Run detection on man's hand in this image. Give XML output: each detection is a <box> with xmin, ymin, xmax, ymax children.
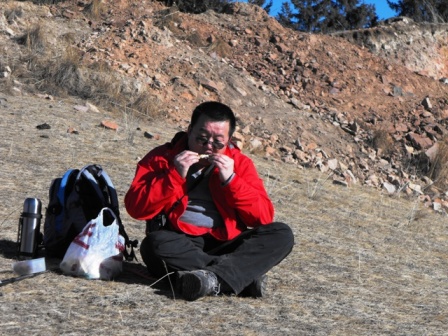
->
<box><xmin>174</xmin><ymin>150</ymin><xmax>200</xmax><ymax>179</ymax></box>
<box><xmin>209</xmin><ymin>154</ymin><xmax>234</xmax><ymax>183</ymax></box>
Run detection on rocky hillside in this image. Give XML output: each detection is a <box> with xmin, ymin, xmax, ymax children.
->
<box><xmin>1</xmin><ymin>0</ymin><xmax>448</xmax><ymax>211</ymax></box>
<box><xmin>334</xmin><ymin>16</ymin><xmax>448</xmax><ymax>80</ymax></box>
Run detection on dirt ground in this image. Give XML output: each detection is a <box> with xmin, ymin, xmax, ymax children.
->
<box><xmin>1</xmin><ymin>93</ymin><xmax>448</xmax><ymax>335</ymax></box>
<box><xmin>1</xmin><ymin>1</ymin><xmax>448</xmax><ymax>335</ymax></box>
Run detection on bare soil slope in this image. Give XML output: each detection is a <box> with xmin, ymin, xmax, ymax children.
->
<box><xmin>2</xmin><ymin>1</ymin><xmax>448</xmax><ymax>207</ymax></box>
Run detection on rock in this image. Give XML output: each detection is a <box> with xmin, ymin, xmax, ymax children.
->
<box><xmin>433</xmin><ymin>200</ymin><xmax>442</xmax><ymax>212</ymax></box>
<box><xmin>275</xmin><ymin>43</ymin><xmax>288</xmax><ymax>53</ymax></box>
<box><xmin>333</xmin><ymin>179</ymin><xmax>349</xmax><ymax>187</ymax></box>
<box><xmin>294</xmin><ymin>138</ymin><xmax>303</xmax><ymax>150</ymax></box>
<box><xmin>200</xmin><ymin>80</ymin><xmax>219</xmax><ymax>93</ymax></box>
<box><xmin>86</xmin><ymin>102</ymin><xmax>100</xmax><ymax>113</ymax></box>
<box><xmin>144</xmin><ymin>131</ymin><xmax>154</xmax><ymax>139</ymax></box>
<box><xmin>408</xmin><ymin>182</ymin><xmax>423</xmax><ymax>194</ymax></box>
<box><xmin>327</xmin><ymin>158</ymin><xmax>338</xmax><ymax>170</ymax></box>
<box><xmin>422</xmin><ymin>97</ymin><xmax>432</xmax><ymax>111</ymax></box>
<box><xmin>232</xmin><ymin>131</ymin><xmax>245</xmax><ymax>148</ymax></box>
<box><xmin>67</xmin><ymin>127</ymin><xmax>79</xmax><ymax>134</ymax></box>
<box><xmin>249</xmin><ymin>137</ymin><xmax>263</xmax><ymax>149</ymax></box>
<box><xmin>100</xmin><ymin>120</ymin><xmax>119</xmax><ymax>130</ymax></box>
<box><xmin>405</xmin><ymin>145</ymin><xmax>414</xmax><ymax>154</ymax></box>
<box><xmin>265</xmin><ymin>146</ymin><xmax>276</xmax><ymax>156</ymax></box>
<box><xmin>290</xmin><ymin>98</ymin><xmax>303</xmax><ymax>109</ymax></box>
<box><xmin>425</xmin><ymin>143</ymin><xmax>439</xmax><ymax>162</ymax></box>
<box><xmin>241</xmin><ymin>125</ymin><xmax>251</xmax><ymax>134</ymax></box>
<box><xmin>306</xmin><ymin>142</ymin><xmax>318</xmax><ymax>151</ymax></box>
<box><xmin>36</xmin><ymin>123</ymin><xmax>51</xmax><ymax>130</ymax></box>
<box><xmin>282</xmin><ymin>154</ymin><xmax>296</xmax><ymax>164</ymax></box>
<box><xmin>74</xmin><ymin>105</ymin><xmax>89</xmax><ymax>113</ymax></box>
<box><xmin>343</xmin><ymin>170</ymin><xmax>357</xmax><ymax>184</ymax></box>
<box><xmin>406</xmin><ymin>132</ymin><xmax>433</xmax><ymax>149</ymax></box>
<box><xmin>382</xmin><ymin>181</ymin><xmax>396</xmax><ymax>194</ymax></box>
<box><xmin>293</xmin><ymin>149</ymin><xmax>307</xmax><ymax>161</ymax></box>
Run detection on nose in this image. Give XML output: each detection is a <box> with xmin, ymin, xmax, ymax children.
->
<box><xmin>204</xmin><ymin>140</ymin><xmax>214</xmax><ymax>148</ymax></box>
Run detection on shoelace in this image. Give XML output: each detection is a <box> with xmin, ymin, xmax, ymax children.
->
<box><xmin>212</xmin><ymin>283</ymin><xmax>221</xmax><ymax>296</ymax></box>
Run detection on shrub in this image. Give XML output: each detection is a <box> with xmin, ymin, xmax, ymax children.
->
<box><xmin>372</xmin><ymin>128</ymin><xmax>394</xmax><ymax>157</ymax></box>
<box><xmin>16</xmin><ymin>25</ymin><xmax>46</xmax><ymax>54</ymax></box>
<box><xmin>428</xmin><ymin>137</ymin><xmax>448</xmax><ymax>189</ymax></box>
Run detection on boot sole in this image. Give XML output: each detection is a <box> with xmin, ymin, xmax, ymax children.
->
<box><xmin>182</xmin><ymin>273</ymin><xmax>205</xmax><ymax>301</ymax></box>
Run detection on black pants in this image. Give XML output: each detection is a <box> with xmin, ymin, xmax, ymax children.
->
<box><xmin>140</xmin><ymin>222</ymin><xmax>294</xmax><ymax>294</ymax></box>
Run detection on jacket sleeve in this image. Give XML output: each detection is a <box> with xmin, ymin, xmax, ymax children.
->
<box><xmin>220</xmin><ymin>154</ymin><xmax>274</xmax><ymax>227</ymax></box>
<box><xmin>124</xmin><ymin>146</ymin><xmax>185</xmax><ymax>220</ymax></box>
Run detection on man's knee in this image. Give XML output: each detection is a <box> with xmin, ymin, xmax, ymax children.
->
<box><xmin>260</xmin><ymin>222</ymin><xmax>294</xmax><ymax>249</ymax></box>
<box><xmin>139</xmin><ymin>231</ymin><xmax>171</xmax><ymax>260</ymax></box>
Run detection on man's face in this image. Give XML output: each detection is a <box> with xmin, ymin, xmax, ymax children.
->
<box><xmin>188</xmin><ymin>115</ymin><xmax>230</xmax><ymax>155</ymax></box>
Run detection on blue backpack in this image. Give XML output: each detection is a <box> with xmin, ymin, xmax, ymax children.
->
<box><xmin>43</xmin><ymin>164</ymin><xmax>138</xmax><ymax>260</ymax></box>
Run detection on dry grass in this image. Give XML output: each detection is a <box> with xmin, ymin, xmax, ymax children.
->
<box><xmin>428</xmin><ymin>137</ymin><xmax>448</xmax><ymax>189</ymax></box>
<box><xmin>206</xmin><ymin>37</ymin><xmax>233</xmax><ymax>58</ymax></box>
<box><xmin>128</xmin><ymin>91</ymin><xmax>164</xmax><ymax>120</ymax></box>
<box><xmin>36</xmin><ymin>50</ymin><xmax>163</xmax><ymax>119</ymax></box>
<box><xmin>15</xmin><ymin>24</ymin><xmax>46</xmax><ymax>53</ymax></box>
<box><xmin>2</xmin><ymin>94</ymin><xmax>447</xmax><ymax>335</ymax></box>
<box><xmin>4</xmin><ymin>6</ymin><xmax>24</xmax><ymax>24</ymax></box>
<box><xmin>0</xmin><ymin>14</ymin><xmax>162</xmax><ymax>123</ymax></box>
<box><xmin>82</xmin><ymin>0</ymin><xmax>105</xmax><ymax>20</ymax></box>
<box><xmin>156</xmin><ymin>7</ymin><xmax>183</xmax><ymax>33</ymax></box>
<box><xmin>371</xmin><ymin>128</ymin><xmax>394</xmax><ymax>157</ymax></box>
<box><xmin>38</xmin><ymin>46</ymin><xmax>87</xmax><ymax>97</ymax></box>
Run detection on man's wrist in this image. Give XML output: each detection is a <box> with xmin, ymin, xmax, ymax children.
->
<box><xmin>221</xmin><ymin>172</ymin><xmax>235</xmax><ymax>186</ymax></box>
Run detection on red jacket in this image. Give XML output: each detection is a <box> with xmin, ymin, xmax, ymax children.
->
<box><xmin>124</xmin><ymin>132</ymin><xmax>274</xmax><ymax>241</ymax></box>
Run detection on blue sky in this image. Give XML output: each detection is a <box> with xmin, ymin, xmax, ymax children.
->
<box><xmin>264</xmin><ymin>1</ymin><xmax>398</xmax><ymax>20</ymax></box>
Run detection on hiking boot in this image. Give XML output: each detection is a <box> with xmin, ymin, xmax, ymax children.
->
<box><xmin>240</xmin><ymin>274</ymin><xmax>268</xmax><ymax>298</ymax></box>
<box><xmin>175</xmin><ymin>271</ymin><xmax>186</xmax><ymax>295</ymax></box>
<box><xmin>181</xmin><ymin>270</ymin><xmax>220</xmax><ymax>301</ymax></box>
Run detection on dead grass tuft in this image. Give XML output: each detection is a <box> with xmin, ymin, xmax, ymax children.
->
<box><xmin>207</xmin><ymin>37</ymin><xmax>232</xmax><ymax>58</ymax></box>
<box><xmin>129</xmin><ymin>91</ymin><xmax>164</xmax><ymax>120</ymax></box>
<box><xmin>32</xmin><ymin>46</ymin><xmax>88</xmax><ymax>98</ymax></box>
<box><xmin>187</xmin><ymin>31</ymin><xmax>208</xmax><ymax>47</ymax></box>
<box><xmin>157</xmin><ymin>7</ymin><xmax>183</xmax><ymax>32</ymax></box>
<box><xmin>15</xmin><ymin>25</ymin><xmax>46</xmax><ymax>54</ymax></box>
<box><xmin>16</xmin><ymin>46</ymin><xmax>162</xmax><ymax>120</ymax></box>
<box><xmin>428</xmin><ymin>137</ymin><xmax>448</xmax><ymax>189</ymax></box>
<box><xmin>82</xmin><ymin>0</ymin><xmax>105</xmax><ymax>20</ymax></box>
<box><xmin>5</xmin><ymin>7</ymin><xmax>24</xmax><ymax>24</ymax></box>
<box><xmin>307</xmin><ymin>172</ymin><xmax>334</xmax><ymax>200</ymax></box>
<box><xmin>372</xmin><ymin>128</ymin><xmax>394</xmax><ymax>157</ymax></box>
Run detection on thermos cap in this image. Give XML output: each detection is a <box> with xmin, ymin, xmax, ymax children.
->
<box><xmin>12</xmin><ymin>257</ymin><xmax>46</xmax><ymax>276</ymax></box>
<box><xmin>23</xmin><ymin>198</ymin><xmax>42</xmax><ymax>213</ymax></box>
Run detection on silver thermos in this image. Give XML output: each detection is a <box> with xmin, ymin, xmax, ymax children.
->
<box><xmin>17</xmin><ymin>198</ymin><xmax>43</xmax><ymax>259</ymax></box>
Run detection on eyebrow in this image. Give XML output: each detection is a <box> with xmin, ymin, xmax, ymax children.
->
<box><xmin>196</xmin><ymin>128</ymin><xmax>225</xmax><ymax>139</ymax></box>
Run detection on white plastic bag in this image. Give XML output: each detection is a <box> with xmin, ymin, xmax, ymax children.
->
<box><xmin>60</xmin><ymin>208</ymin><xmax>125</xmax><ymax>280</ymax></box>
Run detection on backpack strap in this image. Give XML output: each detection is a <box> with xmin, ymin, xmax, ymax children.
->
<box><xmin>55</xmin><ymin>169</ymin><xmax>77</xmax><ymax>233</ymax></box>
<box><xmin>77</xmin><ymin>164</ymin><xmax>107</xmax><ymax>205</ymax></box>
<box><xmin>79</xmin><ymin>164</ymin><xmax>139</xmax><ymax>261</ymax></box>
<box><xmin>98</xmin><ymin>167</ymin><xmax>139</xmax><ymax>260</ymax></box>
<box><xmin>96</xmin><ymin>168</ymin><xmax>120</xmax><ymax>214</ymax></box>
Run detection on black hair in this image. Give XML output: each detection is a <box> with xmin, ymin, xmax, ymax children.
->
<box><xmin>190</xmin><ymin>101</ymin><xmax>236</xmax><ymax>137</ymax></box>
